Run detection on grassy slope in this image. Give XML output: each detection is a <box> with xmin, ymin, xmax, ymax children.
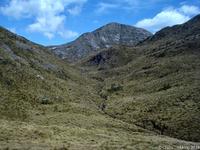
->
<box><xmin>102</xmin><ymin>45</ymin><xmax>200</xmax><ymax>142</ymax></box>
<box><xmin>81</xmin><ymin>15</ymin><xmax>200</xmax><ymax>142</ymax></box>
<box><xmin>0</xmin><ymin>27</ymin><xmax>102</xmax><ymax>121</ymax></box>
<box><xmin>1</xmin><ymin>28</ymin><xmax>198</xmax><ymax>149</ymax></box>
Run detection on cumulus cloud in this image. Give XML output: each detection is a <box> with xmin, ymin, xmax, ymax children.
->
<box><xmin>58</xmin><ymin>30</ymin><xmax>79</xmax><ymax>39</ymax></box>
<box><xmin>67</xmin><ymin>5</ymin><xmax>83</xmax><ymax>15</ymax></box>
<box><xmin>179</xmin><ymin>5</ymin><xmax>200</xmax><ymax>15</ymax></box>
<box><xmin>96</xmin><ymin>2</ymin><xmax>119</xmax><ymax>14</ymax></box>
<box><xmin>135</xmin><ymin>5</ymin><xmax>200</xmax><ymax>33</ymax></box>
<box><xmin>96</xmin><ymin>0</ymin><xmax>169</xmax><ymax>13</ymax></box>
<box><xmin>0</xmin><ymin>0</ymin><xmax>87</xmax><ymax>39</ymax></box>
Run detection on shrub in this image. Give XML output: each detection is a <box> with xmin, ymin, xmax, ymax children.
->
<box><xmin>38</xmin><ymin>96</ymin><xmax>53</xmax><ymax>105</ymax></box>
<box><xmin>107</xmin><ymin>83</ymin><xmax>123</xmax><ymax>93</ymax></box>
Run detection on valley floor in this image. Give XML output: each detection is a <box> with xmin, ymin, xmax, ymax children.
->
<box><xmin>0</xmin><ymin>102</ymin><xmax>200</xmax><ymax>150</ymax></box>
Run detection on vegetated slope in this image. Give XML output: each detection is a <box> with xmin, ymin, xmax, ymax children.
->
<box><xmin>80</xmin><ymin>15</ymin><xmax>200</xmax><ymax>142</ymax></box>
<box><xmin>1</xmin><ymin>27</ymin><xmax>197</xmax><ymax>149</ymax></box>
<box><xmin>0</xmin><ymin>26</ymin><xmax>102</xmax><ymax>121</ymax></box>
<box><xmin>49</xmin><ymin>23</ymin><xmax>152</xmax><ymax>62</ymax></box>
<box><xmin>79</xmin><ymin>45</ymin><xmax>138</xmax><ymax>71</ymax></box>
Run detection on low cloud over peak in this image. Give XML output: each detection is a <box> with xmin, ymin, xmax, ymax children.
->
<box><xmin>135</xmin><ymin>5</ymin><xmax>200</xmax><ymax>33</ymax></box>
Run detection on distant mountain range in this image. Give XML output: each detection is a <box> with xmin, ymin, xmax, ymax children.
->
<box><xmin>49</xmin><ymin>23</ymin><xmax>152</xmax><ymax>62</ymax></box>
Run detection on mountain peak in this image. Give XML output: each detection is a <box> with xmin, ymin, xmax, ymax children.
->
<box><xmin>50</xmin><ymin>23</ymin><xmax>152</xmax><ymax>62</ymax></box>
<box><xmin>97</xmin><ymin>22</ymin><xmax>145</xmax><ymax>32</ymax></box>
<box><xmin>105</xmin><ymin>22</ymin><xmax>122</xmax><ymax>25</ymax></box>
<box><xmin>103</xmin><ymin>22</ymin><xmax>127</xmax><ymax>27</ymax></box>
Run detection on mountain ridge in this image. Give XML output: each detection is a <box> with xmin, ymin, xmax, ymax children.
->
<box><xmin>49</xmin><ymin>22</ymin><xmax>152</xmax><ymax>62</ymax></box>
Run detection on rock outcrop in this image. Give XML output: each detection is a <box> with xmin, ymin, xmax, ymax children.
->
<box><xmin>49</xmin><ymin>23</ymin><xmax>152</xmax><ymax>62</ymax></box>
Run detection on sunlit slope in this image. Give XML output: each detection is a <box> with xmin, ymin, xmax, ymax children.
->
<box><xmin>0</xmin><ymin>26</ymin><xmax>103</xmax><ymax>121</ymax></box>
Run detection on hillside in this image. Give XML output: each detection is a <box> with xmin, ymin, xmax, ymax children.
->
<box><xmin>49</xmin><ymin>23</ymin><xmax>152</xmax><ymax>62</ymax></box>
<box><xmin>0</xmin><ymin>26</ymin><xmax>102</xmax><ymax>118</ymax></box>
<box><xmin>1</xmin><ymin>26</ymin><xmax>199</xmax><ymax>149</ymax></box>
<box><xmin>80</xmin><ymin>15</ymin><xmax>200</xmax><ymax>142</ymax></box>
<box><xmin>1</xmin><ymin>14</ymin><xmax>200</xmax><ymax>149</ymax></box>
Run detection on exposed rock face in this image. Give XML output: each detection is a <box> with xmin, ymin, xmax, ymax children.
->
<box><xmin>49</xmin><ymin>23</ymin><xmax>152</xmax><ymax>62</ymax></box>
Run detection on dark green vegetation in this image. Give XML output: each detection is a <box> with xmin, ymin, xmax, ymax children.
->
<box><xmin>0</xmin><ymin>15</ymin><xmax>200</xmax><ymax>149</ymax></box>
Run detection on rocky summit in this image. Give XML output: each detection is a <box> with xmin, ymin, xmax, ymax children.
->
<box><xmin>49</xmin><ymin>23</ymin><xmax>152</xmax><ymax>62</ymax></box>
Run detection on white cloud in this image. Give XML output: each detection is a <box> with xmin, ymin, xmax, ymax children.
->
<box><xmin>96</xmin><ymin>0</ymin><xmax>169</xmax><ymax>13</ymax></box>
<box><xmin>58</xmin><ymin>30</ymin><xmax>79</xmax><ymax>39</ymax></box>
<box><xmin>67</xmin><ymin>5</ymin><xmax>83</xmax><ymax>15</ymax></box>
<box><xmin>0</xmin><ymin>0</ymin><xmax>87</xmax><ymax>39</ymax></box>
<box><xmin>123</xmin><ymin>0</ymin><xmax>166</xmax><ymax>6</ymax></box>
<box><xmin>179</xmin><ymin>5</ymin><xmax>200</xmax><ymax>15</ymax></box>
<box><xmin>27</xmin><ymin>14</ymin><xmax>66</xmax><ymax>39</ymax></box>
<box><xmin>135</xmin><ymin>5</ymin><xmax>200</xmax><ymax>33</ymax></box>
<box><xmin>96</xmin><ymin>2</ymin><xmax>119</xmax><ymax>14</ymax></box>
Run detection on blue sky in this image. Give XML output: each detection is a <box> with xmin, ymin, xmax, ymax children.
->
<box><xmin>0</xmin><ymin>0</ymin><xmax>200</xmax><ymax>46</ymax></box>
